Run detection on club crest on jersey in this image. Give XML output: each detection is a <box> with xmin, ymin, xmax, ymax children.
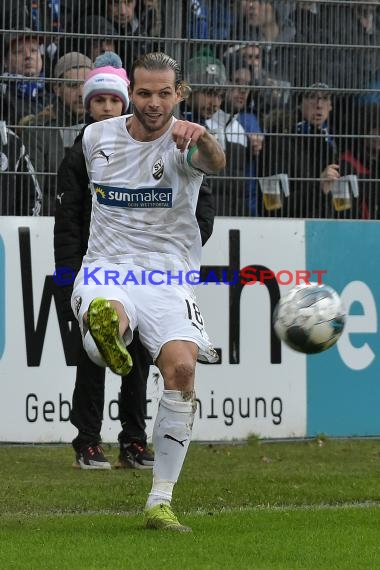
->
<box><xmin>94</xmin><ymin>183</ymin><xmax>172</xmax><ymax>208</ymax></box>
<box><xmin>152</xmin><ymin>158</ymin><xmax>164</xmax><ymax>180</ymax></box>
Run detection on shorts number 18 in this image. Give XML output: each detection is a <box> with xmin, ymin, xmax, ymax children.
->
<box><xmin>185</xmin><ymin>299</ymin><xmax>204</xmax><ymax>326</ymax></box>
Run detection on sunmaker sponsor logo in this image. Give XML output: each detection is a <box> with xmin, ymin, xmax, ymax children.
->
<box><xmin>95</xmin><ymin>183</ymin><xmax>172</xmax><ymax>208</ymax></box>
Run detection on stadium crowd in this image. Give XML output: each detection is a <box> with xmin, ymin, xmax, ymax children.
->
<box><xmin>1</xmin><ymin>0</ymin><xmax>380</xmax><ymax>218</ymax></box>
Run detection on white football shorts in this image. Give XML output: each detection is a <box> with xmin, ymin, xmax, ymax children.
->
<box><xmin>71</xmin><ymin>261</ymin><xmax>219</xmax><ymax>363</ymax></box>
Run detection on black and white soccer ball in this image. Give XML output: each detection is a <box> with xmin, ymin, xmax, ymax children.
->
<box><xmin>273</xmin><ymin>283</ymin><xmax>346</xmax><ymax>354</ymax></box>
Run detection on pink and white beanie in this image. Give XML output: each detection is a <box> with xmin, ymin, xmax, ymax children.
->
<box><xmin>83</xmin><ymin>52</ymin><xmax>130</xmax><ymax>113</ymax></box>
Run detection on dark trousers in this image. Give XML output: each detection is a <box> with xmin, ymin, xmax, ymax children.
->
<box><xmin>70</xmin><ymin>327</ymin><xmax>152</xmax><ymax>452</ymax></box>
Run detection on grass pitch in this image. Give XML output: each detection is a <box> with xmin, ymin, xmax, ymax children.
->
<box><xmin>1</xmin><ymin>438</ymin><xmax>380</xmax><ymax>569</ymax></box>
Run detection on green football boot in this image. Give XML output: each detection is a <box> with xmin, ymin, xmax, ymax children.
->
<box><xmin>87</xmin><ymin>297</ymin><xmax>133</xmax><ymax>376</ymax></box>
<box><xmin>144</xmin><ymin>503</ymin><xmax>192</xmax><ymax>533</ymax></box>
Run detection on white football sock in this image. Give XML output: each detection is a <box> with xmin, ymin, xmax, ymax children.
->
<box><xmin>145</xmin><ymin>389</ymin><xmax>196</xmax><ymax>510</ymax></box>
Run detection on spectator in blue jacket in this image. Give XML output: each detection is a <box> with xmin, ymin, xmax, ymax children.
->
<box><xmin>0</xmin><ymin>28</ymin><xmax>46</xmax><ymax>127</ymax></box>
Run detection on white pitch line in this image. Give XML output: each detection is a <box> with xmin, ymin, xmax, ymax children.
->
<box><xmin>3</xmin><ymin>501</ymin><xmax>380</xmax><ymax>521</ymax></box>
<box><xmin>194</xmin><ymin>501</ymin><xmax>380</xmax><ymax>515</ymax></box>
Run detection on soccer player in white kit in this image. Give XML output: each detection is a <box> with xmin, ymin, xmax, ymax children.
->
<box><xmin>71</xmin><ymin>52</ymin><xmax>225</xmax><ymax>532</ymax></box>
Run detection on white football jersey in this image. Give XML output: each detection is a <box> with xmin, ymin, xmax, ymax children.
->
<box><xmin>82</xmin><ymin>115</ymin><xmax>204</xmax><ymax>273</ymax></box>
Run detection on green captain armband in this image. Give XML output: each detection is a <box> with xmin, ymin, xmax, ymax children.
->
<box><xmin>187</xmin><ymin>144</ymin><xmax>198</xmax><ymax>167</ymax></box>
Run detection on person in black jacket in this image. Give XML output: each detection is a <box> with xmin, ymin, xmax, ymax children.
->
<box><xmin>261</xmin><ymin>83</ymin><xmax>339</xmax><ymax>218</ymax></box>
<box><xmin>340</xmin><ymin>102</ymin><xmax>380</xmax><ymax>219</ymax></box>
<box><xmin>54</xmin><ymin>53</ymin><xmax>215</xmax><ymax>470</ymax></box>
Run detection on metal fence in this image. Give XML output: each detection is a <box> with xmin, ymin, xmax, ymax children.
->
<box><xmin>1</xmin><ymin>0</ymin><xmax>380</xmax><ymax>218</ymax></box>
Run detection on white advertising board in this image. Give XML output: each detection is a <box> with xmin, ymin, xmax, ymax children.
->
<box><xmin>0</xmin><ymin>217</ymin><xmax>306</xmax><ymax>442</ymax></box>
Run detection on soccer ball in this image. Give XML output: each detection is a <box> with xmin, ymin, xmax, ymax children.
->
<box><xmin>273</xmin><ymin>283</ymin><xmax>346</xmax><ymax>354</ymax></box>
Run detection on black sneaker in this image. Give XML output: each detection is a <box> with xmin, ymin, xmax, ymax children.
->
<box><xmin>73</xmin><ymin>444</ymin><xmax>112</xmax><ymax>470</ymax></box>
<box><xmin>115</xmin><ymin>442</ymin><xmax>154</xmax><ymax>470</ymax></box>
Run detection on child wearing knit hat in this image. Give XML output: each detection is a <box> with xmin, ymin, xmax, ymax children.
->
<box><xmin>55</xmin><ymin>51</ymin><xmax>155</xmax><ymax>474</ymax></box>
<box><xmin>83</xmin><ymin>52</ymin><xmax>130</xmax><ymax>114</ymax></box>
